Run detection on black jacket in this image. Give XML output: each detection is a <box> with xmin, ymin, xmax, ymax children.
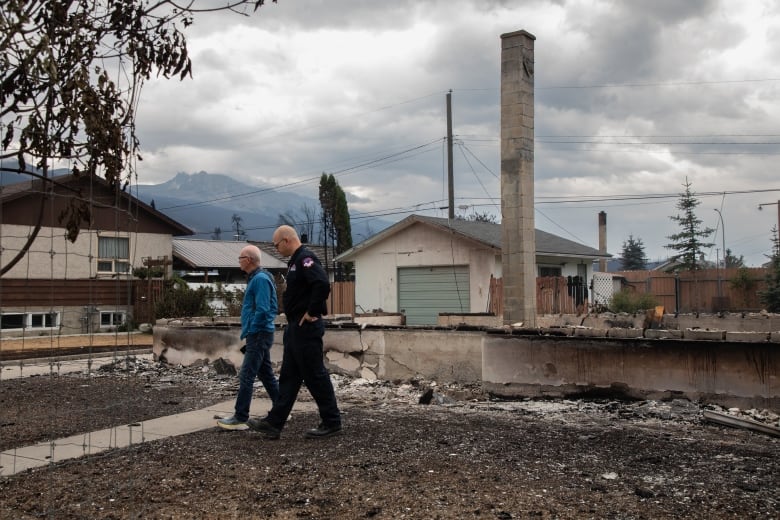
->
<box><xmin>283</xmin><ymin>246</ymin><xmax>330</xmax><ymax>322</ymax></box>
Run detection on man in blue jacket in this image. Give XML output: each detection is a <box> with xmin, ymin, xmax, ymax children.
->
<box><xmin>248</xmin><ymin>225</ymin><xmax>342</xmax><ymax>439</ymax></box>
<box><xmin>217</xmin><ymin>244</ymin><xmax>280</xmax><ymax>429</ymax></box>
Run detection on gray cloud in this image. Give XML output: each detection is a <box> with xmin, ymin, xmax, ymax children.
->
<box><xmin>132</xmin><ymin>0</ymin><xmax>780</xmax><ymax>266</ymax></box>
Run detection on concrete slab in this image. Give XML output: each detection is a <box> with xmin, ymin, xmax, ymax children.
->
<box><xmin>0</xmin><ymin>350</ymin><xmax>152</xmax><ymax>380</ymax></box>
<box><xmin>0</xmin><ymin>355</ymin><xmax>318</xmax><ymax>477</ymax></box>
<box><xmin>0</xmin><ymin>396</ymin><xmax>320</xmax><ymax>477</ymax></box>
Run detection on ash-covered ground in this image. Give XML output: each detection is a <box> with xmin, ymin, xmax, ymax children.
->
<box><xmin>1</xmin><ymin>356</ymin><xmax>778</xmax><ymax>519</ymax></box>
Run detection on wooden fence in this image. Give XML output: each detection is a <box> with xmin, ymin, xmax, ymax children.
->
<box><xmin>153</xmin><ymin>268</ymin><xmax>768</xmax><ymax>318</ymax></box>
<box><xmin>328</xmin><ymin>281</ymin><xmax>355</xmax><ymax>316</ymax></box>
<box><xmin>489</xmin><ymin>275</ymin><xmax>589</xmax><ymax>316</ymax></box>
<box><xmin>487</xmin><ymin>267</ymin><xmax>769</xmax><ymax>316</ymax></box>
<box><xmin>613</xmin><ymin>267</ymin><xmax>768</xmax><ymax>313</ymax></box>
<box><xmin>133</xmin><ymin>279</ymin><xmax>165</xmax><ymax>324</ymax></box>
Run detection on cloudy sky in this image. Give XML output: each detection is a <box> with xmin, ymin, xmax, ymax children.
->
<box><xmin>134</xmin><ymin>0</ymin><xmax>780</xmax><ymax>267</ymax></box>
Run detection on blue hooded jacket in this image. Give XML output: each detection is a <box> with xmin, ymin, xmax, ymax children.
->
<box><xmin>240</xmin><ymin>267</ymin><xmax>278</xmax><ymax>339</ymax></box>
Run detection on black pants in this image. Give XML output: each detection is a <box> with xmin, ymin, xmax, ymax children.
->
<box><xmin>266</xmin><ymin>319</ymin><xmax>341</xmax><ymax>429</ymax></box>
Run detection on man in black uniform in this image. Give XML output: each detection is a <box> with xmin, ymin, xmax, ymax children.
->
<box><xmin>248</xmin><ymin>225</ymin><xmax>342</xmax><ymax>439</ymax></box>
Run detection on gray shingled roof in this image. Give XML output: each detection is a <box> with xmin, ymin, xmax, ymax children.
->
<box><xmin>336</xmin><ymin>214</ymin><xmax>610</xmax><ymax>261</ymax></box>
<box><xmin>173</xmin><ymin>238</ymin><xmax>287</xmax><ymax>269</ymax></box>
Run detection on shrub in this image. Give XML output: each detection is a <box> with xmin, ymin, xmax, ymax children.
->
<box><xmin>133</xmin><ymin>266</ymin><xmax>165</xmax><ymax>279</ymax></box>
<box><xmin>609</xmin><ymin>289</ymin><xmax>658</xmax><ymax>314</ymax></box>
<box><xmin>154</xmin><ymin>277</ymin><xmax>212</xmax><ymax>319</ymax></box>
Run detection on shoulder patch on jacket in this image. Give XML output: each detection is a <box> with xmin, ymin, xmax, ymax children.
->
<box><xmin>302</xmin><ymin>257</ymin><xmax>314</xmax><ymax>268</ymax></box>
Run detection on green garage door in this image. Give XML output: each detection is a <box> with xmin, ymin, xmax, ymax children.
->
<box><xmin>398</xmin><ymin>266</ymin><xmax>470</xmax><ymax>326</ymax></box>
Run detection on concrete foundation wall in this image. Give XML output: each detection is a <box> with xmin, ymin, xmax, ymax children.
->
<box><xmin>438</xmin><ymin>314</ymin><xmax>503</xmax><ymax>328</ymax></box>
<box><xmin>152</xmin><ymin>318</ymin><xmax>780</xmax><ymax>411</ymax></box>
<box><xmin>482</xmin><ymin>334</ymin><xmax>779</xmax><ymax>410</ymax></box>
<box><xmin>153</xmin><ymin>321</ymin><xmax>482</xmax><ymax>383</ymax></box>
<box><xmin>537</xmin><ymin>311</ymin><xmax>780</xmax><ymax>332</ymax></box>
<box><xmin>354</xmin><ymin>314</ymin><xmax>404</xmax><ymax>327</ymax></box>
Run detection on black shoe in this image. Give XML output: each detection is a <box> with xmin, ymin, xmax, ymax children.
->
<box><xmin>247</xmin><ymin>417</ymin><xmax>281</xmax><ymax>440</ymax></box>
<box><xmin>305</xmin><ymin>423</ymin><xmax>342</xmax><ymax>439</ymax></box>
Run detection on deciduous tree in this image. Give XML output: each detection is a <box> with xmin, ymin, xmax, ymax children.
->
<box><xmin>459</xmin><ymin>211</ymin><xmax>498</xmax><ymax>223</ymax></box>
<box><xmin>278</xmin><ymin>204</ymin><xmax>317</xmax><ymax>244</ymax></box>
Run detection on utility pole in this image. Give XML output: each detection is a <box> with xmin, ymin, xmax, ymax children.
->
<box><xmin>446</xmin><ymin>90</ymin><xmax>454</xmax><ymax>220</ymax></box>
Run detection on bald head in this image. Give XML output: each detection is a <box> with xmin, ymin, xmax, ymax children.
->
<box><xmin>272</xmin><ymin>225</ymin><xmax>301</xmax><ymax>256</ymax></box>
<box><xmin>239</xmin><ymin>244</ymin><xmax>262</xmax><ymax>273</ymax></box>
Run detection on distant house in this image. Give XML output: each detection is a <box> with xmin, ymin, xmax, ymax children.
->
<box><xmin>252</xmin><ymin>240</ymin><xmax>341</xmax><ymax>283</ymax></box>
<box><xmin>172</xmin><ymin>238</ymin><xmax>287</xmax><ymax>284</ymax></box>
<box><xmin>0</xmin><ymin>174</ymin><xmax>193</xmax><ymax>336</ymax></box>
<box><xmin>171</xmin><ymin>237</ymin><xmax>343</xmax><ymax>286</ymax></box>
<box><xmin>335</xmin><ymin>215</ymin><xmax>610</xmax><ymax>325</ymax></box>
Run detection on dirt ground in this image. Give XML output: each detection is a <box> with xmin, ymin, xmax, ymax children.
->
<box><xmin>1</xmin><ymin>355</ymin><xmax>778</xmax><ymax>519</ymax></box>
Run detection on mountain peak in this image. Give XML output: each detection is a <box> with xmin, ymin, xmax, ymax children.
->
<box><xmin>135</xmin><ymin>171</ymin><xmax>390</xmax><ymax>242</ymax></box>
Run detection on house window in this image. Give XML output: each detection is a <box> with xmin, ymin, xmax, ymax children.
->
<box><xmin>98</xmin><ymin>236</ymin><xmax>130</xmax><ymax>273</ymax></box>
<box><xmin>30</xmin><ymin>312</ymin><xmax>58</xmax><ymax>328</ymax></box>
<box><xmin>539</xmin><ymin>266</ymin><xmax>562</xmax><ymax>277</ymax></box>
<box><xmin>0</xmin><ymin>312</ymin><xmax>59</xmax><ymax>330</ymax></box>
<box><xmin>100</xmin><ymin>311</ymin><xmax>126</xmax><ymax>328</ymax></box>
<box><xmin>0</xmin><ymin>313</ymin><xmax>25</xmax><ymax>330</ymax></box>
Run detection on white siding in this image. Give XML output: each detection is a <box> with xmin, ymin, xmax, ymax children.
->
<box><xmin>353</xmin><ymin>222</ymin><xmax>497</xmax><ymax>314</ymax></box>
<box><xmin>1</xmin><ymin>224</ymin><xmax>172</xmax><ymax>279</ymax></box>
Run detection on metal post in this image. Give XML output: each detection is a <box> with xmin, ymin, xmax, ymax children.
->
<box><xmin>714</xmin><ymin>208</ymin><xmax>725</xmax><ymax>297</ymax></box>
<box><xmin>446</xmin><ymin>90</ymin><xmax>454</xmax><ymax>220</ymax></box>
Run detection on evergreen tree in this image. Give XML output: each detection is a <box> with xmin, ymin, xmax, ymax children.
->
<box><xmin>620</xmin><ymin>235</ymin><xmax>648</xmax><ymax>270</ymax></box>
<box><xmin>724</xmin><ymin>248</ymin><xmax>745</xmax><ymax>268</ymax></box>
<box><xmin>319</xmin><ymin>173</ymin><xmax>336</xmax><ymax>248</ymax></box>
<box><xmin>333</xmin><ymin>185</ymin><xmax>352</xmax><ymax>254</ymax></box>
<box><xmin>758</xmin><ymin>227</ymin><xmax>780</xmax><ymax>312</ymax></box>
<box><xmin>318</xmin><ymin>173</ymin><xmax>352</xmax><ymax>276</ymax></box>
<box><xmin>318</xmin><ymin>174</ymin><xmax>352</xmax><ymax>253</ymax></box>
<box><xmin>665</xmin><ymin>178</ymin><xmax>715</xmax><ymax>271</ymax></box>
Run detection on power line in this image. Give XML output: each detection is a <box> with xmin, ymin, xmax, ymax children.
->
<box><xmin>159</xmin><ymin>138</ymin><xmax>444</xmax><ymax>211</ymax></box>
<box><xmin>536</xmin><ymin>77</ymin><xmax>780</xmax><ymax>90</ymax></box>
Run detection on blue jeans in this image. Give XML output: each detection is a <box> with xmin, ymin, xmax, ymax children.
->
<box><xmin>234</xmin><ymin>331</ymin><xmax>279</xmax><ymax>422</ymax></box>
<box><xmin>266</xmin><ymin>319</ymin><xmax>341</xmax><ymax>430</ymax></box>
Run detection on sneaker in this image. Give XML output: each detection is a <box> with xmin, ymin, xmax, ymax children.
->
<box><xmin>304</xmin><ymin>423</ymin><xmax>342</xmax><ymax>439</ymax></box>
<box><xmin>216</xmin><ymin>416</ymin><xmax>247</xmax><ymax>430</ymax></box>
<box><xmin>247</xmin><ymin>417</ymin><xmax>281</xmax><ymax>440</ymax></box>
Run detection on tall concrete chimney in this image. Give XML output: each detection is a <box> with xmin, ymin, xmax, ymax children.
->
<box><xmin>598</xmin><ymin>211</ymin><xmax>607</xmax><ymax>272</ymax></box>
<box><xmin>500</xmin><ymin>29</ymin><xmax>536</xmax><ymax>327</ymax></box>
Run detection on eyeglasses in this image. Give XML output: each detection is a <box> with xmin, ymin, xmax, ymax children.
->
<box><xmin>273</xmin><ymin>238</ymin><xmax>286</xmax><ymax>249</ymax></box>
<box><xmin>238</xmin><ymin>256</ymin><xmax>249</xmax><ymax>260</ymax></box>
